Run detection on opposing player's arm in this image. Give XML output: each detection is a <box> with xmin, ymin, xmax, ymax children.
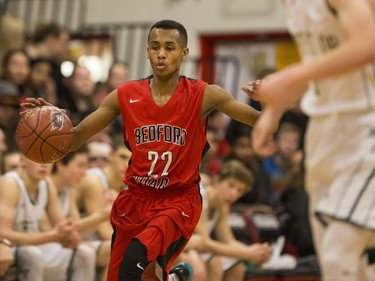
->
<box><xmin>283</xmin><ymin>0</ymin><xmax>375</xmax><ymax>87</ymax></box>
<box><xmin>330</xmin><ymin>0</ymin><xmax>375</xmax><ymax>61</ymax></box>
<box><xmin>72</xmin><ymin>90</ymin><xmax>120</xmax><ymax>150</ymax></box>
<box><xmin>201</xmin><ymin>84</ymin><xmax>260</xmax><ymax>127</ymax></box>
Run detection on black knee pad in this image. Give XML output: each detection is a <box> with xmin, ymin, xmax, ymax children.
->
<box><xmin>118</xmin><ymin>239</ymin><xmax>149</xmax><ymax>280</ymax></box>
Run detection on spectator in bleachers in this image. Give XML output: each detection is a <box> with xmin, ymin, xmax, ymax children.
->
<box><xmin>260</xmin><ymin>122</ymin><xmax>315</xmax><ymax>257</ymax></box>
<box><xmin>24</xmin><ymin>58</ymin><xmax>58</xmax><ymax>104</ymax></box>
<box><xmin>0</xmin><ymin>239</ymin><xmax>13</xmax><ymax>278</ymax></box>
<box><xmin>262</xmin><ymin>122</ymin><xmax>303</xmax><ymax>210</ymax></box>
<box><xmin>1</xmin><ymin>150</ymin><xmax>21</xmax><ymax>174</ymax></box>
<box><xmin>59</xmin><ymin>64</ymin><xmax>97</xmax><ymax>125</ymax></box>
<box><xmin>0</xmin><ymin>127</ymin><xmax>8</xmax><ymax>175</ymax></box>
<box><xmin>95</xmin><ymin>61</ymin><xmax>130</xmax><ymax>104</ymax></box>
<box><xmin>26</xmin><ymin>21</ymin><xmax>71</xmax><ymax>64</ymax></box>
<box><xmin>226</xmin><ymin>133</ymin><xmax>272</xmax><ymax>206</ymax></box>
<box><xmin>95</xmin><ymin>61</ymin><xmax>130</xmax><ymax>139</ymax></box>
<box><xmin>87</xmin><ymin>141</ymin><xmax>112</xmax><ymax>169</ymax></box>
<box><xmin>0</xmin><ymin>127</ymin><xmax>7</xmax><ymax>155</ymax></box>
<box><xmin>207</xmin><ymin>110</ymin><xmax>231</xmax><ymax>158</ymax></box>
<box><xmin>25</xmin><ymin>21</ymin><xmax>71</xmax><ymax>106</ymax></box>
<box><xmin>0</xmin><ymin>14</ymin><xmax>24</xmax><ymax>75</ymax></box>
<box><xmin>177</xmin><ymin>160</ymin><xmax>271</xmax><ymax>281</ymax></box>
<box><xmin>49</xmin><ymin>146</ymin><xmax>113</xmax><ymax>281</ymax></box>
<box><xmin>199</xmin><ymin>126</ymin><xmax>223</xmax><ymax>180</ymax></box>
<box><xmin>0</xmin><ymin>79</ymin><xmax>21</xmax><ymax>151</ymax></box>
<box><xmin>0</xmin><ymin>154</ymin><xmax>95</xmax><ymax>281</ymax></box>
<box><xmin>76</xmin><ymin>138</ymin><xmax>131</xmax><ymax>241</ymax></box>
<box><xmin>1</xmin><ymin>48</ymin><xmax>30</xmax><ymax>95</ymax></box>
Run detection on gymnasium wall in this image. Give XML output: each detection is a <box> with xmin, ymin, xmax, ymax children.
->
<box><xmin>85</xmin><ymin>0</ymin><xmax>289</xmax><ymax>57</ymax></box>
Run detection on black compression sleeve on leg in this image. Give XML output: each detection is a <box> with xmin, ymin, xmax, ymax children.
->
<box><xmin>118</xmin><ymin>239</ymin><xmax>149</xmax><ymax>281</ymax></box>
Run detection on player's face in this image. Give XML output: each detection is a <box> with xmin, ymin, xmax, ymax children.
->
<box><xmin>147</xmin><ymin>28</ymin><xmax>189</xmax><ymax>80</ymax></box>
<box><xmin>217</xmin><ymin>176</ymin><xmax>247</xmax><ymax>206</ymax></box>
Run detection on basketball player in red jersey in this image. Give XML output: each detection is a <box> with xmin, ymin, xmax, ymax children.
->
<box><xmin>22</xmin><ymin>20</ymin><xmax>270</xmax><ymax>281</ymax></box>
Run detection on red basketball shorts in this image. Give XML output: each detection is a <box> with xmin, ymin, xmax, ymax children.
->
<box><xmin>107</xmin><ymin>186</ymin><xmax>202</xmax><ymax>280</ymax></box>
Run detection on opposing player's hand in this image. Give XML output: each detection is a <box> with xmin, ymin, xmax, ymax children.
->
<box><xmin>0</xmin><ymin>243</ymin><xmax>13</xmax><ymax>276</ymax></box>
<box><xmin>251</xmin><ymin>106</ymin><xmax>280</xmax><ymax>158</ymax></box>
<box><xmin>248</xmin><ymin>67</ymin><xmax>307</xmax><ymax>158</ymax></box>
<box><xmin>246</xmin><ymin>242</ymin><xmax>272</xmax><ymax>265</ymax></box>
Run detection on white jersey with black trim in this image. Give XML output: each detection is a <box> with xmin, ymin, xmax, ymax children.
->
<box><xmin>3</xmin><ymin>171</ymin><xmax>49</xmax><ymax>233</ymax></box>
<box><xmin>285</xmin><ymin>0</ymin><xmax>375</xmax><ymax>116</ymax></box>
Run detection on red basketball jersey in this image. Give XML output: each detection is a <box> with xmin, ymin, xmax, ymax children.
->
<box><xmin>117</xmin><ymin>76</ymin><xmax>208</xmax><ymax>194</ymax></box>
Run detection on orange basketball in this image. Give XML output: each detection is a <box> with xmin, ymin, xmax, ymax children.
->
<box><xmin>16</xmin><ymin>106</ymin><xmax>74</xmax><ymax>163</ymax></box>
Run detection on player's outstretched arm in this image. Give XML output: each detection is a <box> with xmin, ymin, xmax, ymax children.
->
<box><xmin>201</xmin><ymin>84</ymin><xmax>260</xmax><ymax>127</ymax></box>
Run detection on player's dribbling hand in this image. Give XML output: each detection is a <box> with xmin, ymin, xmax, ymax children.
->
<box><xmin>21</xmin><ymin>97</ymin><xmax>53</xmax><ymax>108</ymax></box>
<box><xmin>20</xmin><ymin>97</ymin><xmax>66</xmax><ymax>115</ymax></box>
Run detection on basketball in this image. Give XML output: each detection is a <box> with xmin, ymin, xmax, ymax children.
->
<box><xmin>16</xmin><ymin>106</ymin><xmax>74</xmax><ymax>163</ymax></box>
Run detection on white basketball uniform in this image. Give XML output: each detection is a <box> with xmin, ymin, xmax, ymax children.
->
<box><xmin>284</xmin><ymin>0</ymin><xmax>375</xmax><ymax>231</ymax></box>
<box><xmin>4</xmin><ymin>171</ymin><xmax>95</xmax><ymax>281</ymax></box>
<box><xmin>199</xmin><ymin>185</ymin><xmax>242</xmax><ymax>271</ymax></box>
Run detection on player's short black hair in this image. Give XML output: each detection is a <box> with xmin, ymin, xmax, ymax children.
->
<box><xmin>148</xmin><ymin>20</ymin><xmax>188</xmax><ymax>47</ymax></box>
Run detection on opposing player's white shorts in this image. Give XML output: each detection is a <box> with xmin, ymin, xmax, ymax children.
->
<box><xmin>304</xmin><ymin>110</ymin><xmax>375</xmax><ymax>230</ymax></box>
